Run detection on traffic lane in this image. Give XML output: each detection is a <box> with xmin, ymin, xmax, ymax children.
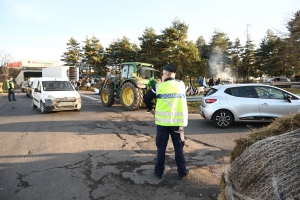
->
<box><xmin>0</xmin><ymin>92</ymin><xmax>266</xmax><ymax>199</ymax></box>
<box><xmin>0</xmin><ymin>92</ymin><xmax>269</xmax><ymax>152</ymax></box>
<box><xmin>0</xmin><ymin>96</ymin><xmax>222</xmax><ymax>200</ymax></box>
<box><xmin>81</xmin><ymin>92</ymin><xmax>269</xmax><ymax>151</ymax></box>
<box><xmin>186</xmin><ymin>114</ymin><xmax>270</xmax><ymax>150</ymax></box>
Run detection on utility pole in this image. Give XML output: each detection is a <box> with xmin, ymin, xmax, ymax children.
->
<box><xmin>245</xmin><ymin>23</ymin><xmax>251</xmax><ymax>82</ymax></box>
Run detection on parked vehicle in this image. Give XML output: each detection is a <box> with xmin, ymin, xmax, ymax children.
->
<box><xmin>32</xmin><ymin>77</ymin><xmax>81</xmax><ymax>113</ymax></box>
<box><xmin>200</xmin><ymin>84</ymin><xmax>300</xmax><ymax>128</ymax></box>
<box><xmin>265</xmin><ymin>77</ymin><xmax>291</xmax><ymax>82</ymax></box>
<box><xmin>221</xmin><ymin>80</ymin><xmax>233</xmax><ymax>85</ymax></box>
<box><xmin>21</xmin><ymin>81</ymin><xmax>30</xmax><ymax>92</ymax></box>
<box><xmin>25</xmin><ymin>82</ymin><xmax>33</xmax><ymax>97</ymax></box>
<box><xmin>263</xmin><ymin>76</ymin><xmax>295</xmax><ymax>88</ymax></box>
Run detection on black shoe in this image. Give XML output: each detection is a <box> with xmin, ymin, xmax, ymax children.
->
<box><xmin>154</xmin><ymin>172</ymin><xmax>162</xmax><ymax>179</ymax></box>
<box><xmin>179</xmin><ymin>170</ymin><xmax>190</xmax><ymax>180</ymax></box>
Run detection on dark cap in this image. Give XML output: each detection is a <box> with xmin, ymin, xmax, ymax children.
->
<box><xmin>163</xmin><ymin>64</ymin><xmax>177</xmax><ymax>73</ymax></box>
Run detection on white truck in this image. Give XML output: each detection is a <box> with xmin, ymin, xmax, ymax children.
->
<box><xmin>42</xmin><ymin>66</ymin><xmax>79</xmax><ymax>81</ymax></box>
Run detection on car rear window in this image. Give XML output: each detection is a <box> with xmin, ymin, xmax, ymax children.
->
<box><xmin>205</xmin><ymin>88</ymin><xmax>218</xmax><ymax>96</ymax></box>
<box><xmin>225</xmin><ymin>86</ymin><xmax>259</xmax><ymax>98</ymax></box>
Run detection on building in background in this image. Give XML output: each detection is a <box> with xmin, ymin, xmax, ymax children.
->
<box><xmin>8</xmin><ymin>59</ymin><xmax>58</xmax><ymax>84</ymax></box>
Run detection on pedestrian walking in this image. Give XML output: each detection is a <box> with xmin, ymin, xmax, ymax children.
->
<box><xmin>143</xmin><ymin>63</ymin><xmax>189</xmax><ymax>180</ymax></box>
<box><xmin>6</xmin><ymin>76</ymin><xmax>17</xmax><ymax>101</ymax></box>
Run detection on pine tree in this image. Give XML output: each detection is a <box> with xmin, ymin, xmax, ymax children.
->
<box><xmin>286</xmin><ymin>10</ymin><xmax>300</xmax><ymax>76</ymax></box>
<box><xmin>105</xmin><ymin>36</ymin><xmax>138</xmax><ymax>66</ymax></box>
<box><xmin>229</xmin><ymin>38</ymin><xmax>243</xmax><ymax>83</ymax></box>
<box><xmin>240</xmin><ymin>28</ymin><xmax>256</xmax><ymax>82</ymax></box>
<box><xmin>137</xmin><ymin>27</ymin><xmax>161</xmax><ymax>66</ymax></box>
<box><xmin>82</xmin><ymin>36</ymin><xmax>104</xmax><ymax>76</ymax></box>
<box><xmin>60</xmin><ymin>37</ymin><xmax>82</xmax><ymax>66</ymax></box>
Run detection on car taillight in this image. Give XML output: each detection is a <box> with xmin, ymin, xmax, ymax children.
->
<box><xmin>205</xmin><ymin>99</ymin><xmax>217</xmax><ymax>103</ymax></box>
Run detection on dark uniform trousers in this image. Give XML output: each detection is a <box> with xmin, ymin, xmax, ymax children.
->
<box><xmin>8</xmin><ymin>88</ymin><xmax>16</xmax><ymax>101</ymax></box>
<box><xmin>155</xmin><ymin>125</ymin><xmax>187</xmax><ymax>177</ymax></box>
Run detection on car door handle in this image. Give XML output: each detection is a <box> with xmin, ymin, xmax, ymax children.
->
<box><xmin>261</xmin><ymin>103</ymin><xmax>268</xmax><ymax>106</ymax></box>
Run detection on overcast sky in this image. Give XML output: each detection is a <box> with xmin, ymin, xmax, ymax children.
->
<box><xmin>0</xmin><ymin>0</ymin><xmax>299</xmax><ymax>64</ymax></box>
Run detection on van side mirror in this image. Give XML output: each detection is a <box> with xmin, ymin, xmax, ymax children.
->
<box><xmin>34</xmin><ymin>88</ymin><xmax>40</xmax><ymax>93</ymax></box>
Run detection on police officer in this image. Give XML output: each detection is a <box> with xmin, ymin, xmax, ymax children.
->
<box><xmin>143</xmin><ymin>63</ymin><xmax>189</xmax><ymax>180</ymax></box>
<box><xmin>7</xmin><ymin>76</ymin><xmax>17</xmax><ymax>101</ymax></box>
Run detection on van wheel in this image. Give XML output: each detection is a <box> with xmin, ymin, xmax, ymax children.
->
<box><xmin>32</xmin><ymin>99</ymin><xmax>37</xmax><ymax>108</ymax></box>
<box><xmin>213</xmin><ymin>110</ymin><xmax>233</xmax><ymax>128</ymax></box>
<box><xmin>40</xmin><ymin>102</ymin><xmax>47</xmax><ymax>114</ymax></box>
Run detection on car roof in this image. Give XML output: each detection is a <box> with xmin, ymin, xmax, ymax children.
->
<box><xmin>211</xmin><ymin>83</ymin><xmax>273</xmax><ymax>89</ymax></box>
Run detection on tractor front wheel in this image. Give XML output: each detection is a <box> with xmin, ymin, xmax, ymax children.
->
<box><xmin>120</xmin><ymin>82</ymin><xmax>143</xmax><ymax>111</ymax></box>
<box><xmin>101</xmin><ymin>87</ymin><xmax>115</xmax><ymax>107</ymax></box>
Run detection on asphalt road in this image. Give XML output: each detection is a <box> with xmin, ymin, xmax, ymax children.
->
<box><xmin>0</xmin><ymin>90</ymin><xmax>268</xmax><ymax>200</ymax></box>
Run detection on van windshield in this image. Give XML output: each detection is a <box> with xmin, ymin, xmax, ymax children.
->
<box><xmin>42</xmin><ymin>81</ymin><xmax>75</xmax><ymax>91</ymax></box>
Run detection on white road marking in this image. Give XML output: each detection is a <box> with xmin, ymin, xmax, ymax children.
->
<box><xmin>81</xmin><ymin>94</ymin><xmax>102</xmax><ymax>102</ymax></box>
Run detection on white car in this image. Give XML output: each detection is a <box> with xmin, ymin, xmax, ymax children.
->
<box><xmin>200</xmin><ymin>84</ymin><xmax>300</xmax><ymax>128</ymax></box>
<box><xmin>32</xmin><ymin>77</ymin><xmax>82</xmax><ymax>113</ymax></box>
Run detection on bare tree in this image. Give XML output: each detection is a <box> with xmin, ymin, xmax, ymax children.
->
<box><xmin>0</xmin><ymin>50</ymin><xmax>13</xmax><ymax>67</ymax></box>
<box><xmin>0</xmin><ymin>50</ymin><xmax>14</xmax><ymax>82</ymax></box>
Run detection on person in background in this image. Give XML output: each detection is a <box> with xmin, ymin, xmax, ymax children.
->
<box><xmin>198</xmin><ymin>76</ymin><xmax>203</xmax><ymax>86</ymax></box>
<box><xmin>215</xmin><ymin>78</ymin><xmax>221</xmax><ymax>85</ymax></box>
<box><xmin>76</xmin><ymin>79</ymin><xmax>81</xmax><ymax>91</ymax></box>
<box><xmin>90</xmin><ymin>78</ymin><xmax>95</xmax><ymax>86</ymax></box>
<box><xmin>86</xmin><ymin>80</ymin><xmax>91</xmax><ymax>91</ymax></box>
<box><xmin>143</xmin><ymin>63</ymin><xmax>189</xmax><ymax>180</ymax></box>
<box><xmin>208</xmin><ymin>77</ymin><xmax>215</xmax><ymax>87</ymax></box>
<box><xmin>6</xmin><ymin>76</ymin><xmax>17</xmax><ymax>101</ymax></box>
<box><xmin>202</xmin><ymin>76</ymin><xmax>207</xmax><ymax>87</ymax></box>
<box><xmin>58</xmin><ymin>82</ymin><xmax>65</xmax><ymax>89</ymax></box>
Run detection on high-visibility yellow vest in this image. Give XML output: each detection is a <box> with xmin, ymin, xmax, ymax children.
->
<box><xmin>155</xmin><ymin>80</ymin><xmax>188</xmax><ymax>127</ymax></box>
<box><xmin>6</xmin><ymin>80</ymin><xmax>14</xmax><ymax>89</ymax></box>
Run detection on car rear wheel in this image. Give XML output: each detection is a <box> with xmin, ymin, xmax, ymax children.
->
<box><xmin>213</xmin><ymin>110</ymin><xmax>233</xmax><ymax>128</ymax></box>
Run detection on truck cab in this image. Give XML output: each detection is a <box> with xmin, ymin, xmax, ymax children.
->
<box><xmin>32</xmin><ymin>77</ymin><xmax>82</xmax><ymax>113</ymax></box>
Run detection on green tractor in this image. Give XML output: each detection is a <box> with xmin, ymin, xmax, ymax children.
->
<box><xmin>96</xmin><ymin>62</ymin><xmax>159</xmax><ymax>111</ymax></box>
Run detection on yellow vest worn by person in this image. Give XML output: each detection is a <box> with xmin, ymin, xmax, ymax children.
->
<box><xmin>155</xmin><ymin>80</ymin><xmax>188</xmax><ymax>127</ymax></box>
<box><xmin>6</xmin><ymin>80</ymin><xmax>14</xmax><ymax>89</ymax></box>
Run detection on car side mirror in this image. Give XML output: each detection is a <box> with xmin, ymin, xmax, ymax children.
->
<box><xmin>287</xmin><ymin>95</ymin><xmax>292</xmax><ymax>103</ymax></box>
<box><xmin>34</xmin><ymin>88</ymin><xmax>40</xmax><ymax>93</ymax></box>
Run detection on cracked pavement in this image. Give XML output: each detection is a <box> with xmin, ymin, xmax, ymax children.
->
<box><xmin>0</xmin><ymin>91</ymin><xmax>254</xmax><ymax>200</ymax></box>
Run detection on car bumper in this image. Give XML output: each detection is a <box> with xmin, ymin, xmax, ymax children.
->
<box><xmin>200</xmin><ymin>106</ymin><xmax>213</xmax><ymax>120</ymax></box>
<box><xmin>44</xmin><ymin>98</ymin><xmax>82</xmax><ymax>111</ymax></box>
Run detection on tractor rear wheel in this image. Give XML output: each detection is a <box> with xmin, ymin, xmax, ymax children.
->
<box><xmin>101</xmin><ymin>87</ymin><xmax>115</xmax><ymax>107</ymax></box>
<box><xmin>120</xmin><ymin>82</ymin><xmax>143</xmax><ymax>111</ymax></box>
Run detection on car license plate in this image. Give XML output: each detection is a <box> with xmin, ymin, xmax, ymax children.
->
<box><xmin>59</xmin><ymin>102</ymin><xmax>73</xmax><ymax>106</ymax></box>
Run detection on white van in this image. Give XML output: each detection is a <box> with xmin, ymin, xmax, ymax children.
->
<box><xmin>32</xmin><ymin>77</ymin><xmax>82</xmax><ymax>113</ymax></box>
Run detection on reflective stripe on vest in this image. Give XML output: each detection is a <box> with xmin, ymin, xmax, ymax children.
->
<box><xmin>155</xmin><ymin>80</ymin><xmax>188</xmax><ymax>127</ymax></box>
